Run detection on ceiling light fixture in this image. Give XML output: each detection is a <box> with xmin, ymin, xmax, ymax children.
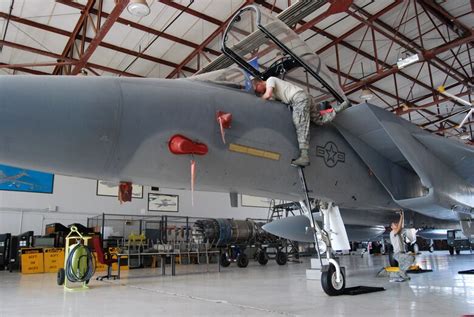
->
<box><xmin>359</xmin><ymin>62</ymin><xmax>373</xmax><ymax>102</ymax></box>
<box><xmin>360</xmin><ymin>88</ymin><xmax>373</xmax><ymax>101</ymax></box>
<box><xmin>76</xmin><ymin>69</ymin><xmax>88</xmax><ymax>76</ymax></box>
<box><xmin>397</xmin><ymin>53</ymin><xmax>420</xmax><ymax>69</ymax></box>
<box><xmin>127</xmin><ymin>0</ymin><xmax>150</xmax><ymax>17</ymax></box>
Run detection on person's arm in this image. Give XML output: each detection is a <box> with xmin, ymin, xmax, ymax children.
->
<box><xmin>262</xmin><ymin>77</ymin><xmax>275</xmax><ymax>100</ymax></box>
<box><xmin>262</xmin><ymin>86</ymin><xmax>273</xmax><ymax>100</ymax></box>
<box><xmin>394</xmin><ymin>210</ymin><xmax>404</xmax><ymax>235</ymax></box>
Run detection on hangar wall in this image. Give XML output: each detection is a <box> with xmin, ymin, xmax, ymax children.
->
<box><xmin>0</xmin><ymin>175</ymin><xmax>269</xmax><ymax>235</ymax></box>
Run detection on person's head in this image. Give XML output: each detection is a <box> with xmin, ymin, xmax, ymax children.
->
<box><xmin>253</xmin><ymin>79</ymin><xmax>267</xmax><ymax>95</ymax></box>
<box><xmin>390</xmin><ymin>222</ymin><xmax>398</xmax><ymax>231</ymax></box>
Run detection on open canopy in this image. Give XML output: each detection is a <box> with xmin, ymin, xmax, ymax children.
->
<box><xmin>219</xmin><ymin>5</ymin><xmax>348</xmax><ymax>104</ymax></box>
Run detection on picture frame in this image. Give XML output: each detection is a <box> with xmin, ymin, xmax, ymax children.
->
<box><xmin>241</xmin><ymin>194</ymin><xmax>273</xmax><ymax>208</ymax></box>
<box><xmin>0</xmin><ymin>164</ymin><xmax>54</xmax><ymax>194</ymax></box>
<box><xmin>241</xmin><ymin>194</ymin><xmax>290</xmax><ymax>208</ymax></box>
<box><xmin>148</xmin><ymin>193</ymin><xmax>179</xmax><ymax>212</ymax></box>
<box><xmin>96</xmin><ymin>180</ymin><xmax>143</xmax><ymax>199</ymax></box>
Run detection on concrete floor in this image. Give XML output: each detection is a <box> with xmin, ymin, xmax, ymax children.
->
<box><xmin>0</xmin><ymin>251</ymin><xmax>473</xmax><ymax>316</ymax></box>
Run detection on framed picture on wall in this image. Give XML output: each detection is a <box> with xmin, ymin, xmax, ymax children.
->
<box><xmin>148</xmin><ymin>193</ymin><xmax>179</xmax><ymax>212</ymax></box>
<box><xmin>240</xmin><ymin>195</ymin><xmax>290</xmax><ymax>208</ymax></box>
<box><xmin>241</xmin><ymin>194</ymin><xmax>273</xmax><ymax>208</ymax></box>
<box><xmin>96</xmin><ymin>180</ymin><xmax>143</xmax><ymax>199</ymax></box>
<box><xmin>0</xmin><ymin>164</ymin><xmax>54</xmax><ymax>194</ymax></box>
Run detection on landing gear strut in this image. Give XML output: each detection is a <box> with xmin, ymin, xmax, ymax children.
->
<box><xmin>297</xmin><ymin>168</ymin><xmax>348</xmax><ymax>296</ymax></box>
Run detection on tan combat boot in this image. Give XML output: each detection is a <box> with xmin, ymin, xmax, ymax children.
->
<box><xmin>291</xmin><ymin>149</ymin><xmax>310</xmax><ymax>167</ymax></box>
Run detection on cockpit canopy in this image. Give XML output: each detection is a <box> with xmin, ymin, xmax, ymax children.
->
<box><xmin>188</xmin><ymin>67</ymin><xmax>254</xmax><ymax>92</ymax></box>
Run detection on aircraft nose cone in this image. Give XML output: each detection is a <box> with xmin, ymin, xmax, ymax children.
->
<box><xmin>262</xmin><ymin>215</ymin><xmax>314</xmax><ymax>242</ymax></box>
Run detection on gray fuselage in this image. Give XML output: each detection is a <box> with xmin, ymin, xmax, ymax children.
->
<box><xmin>0</xmin><ymin>76</ymin><xmax>394</xmax><ymax>211</ymax></box>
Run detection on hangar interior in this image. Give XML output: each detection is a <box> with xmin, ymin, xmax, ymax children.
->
<box><xmin>0</xmin><ymin>0</ymin><xmax>473</xmax><ymax>316</ymax></box>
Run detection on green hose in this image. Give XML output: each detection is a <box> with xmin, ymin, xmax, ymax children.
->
<box><xmin>65</xmin><ymin>243</ymin><xmax>95</xmax><ymax>283</ymax></box>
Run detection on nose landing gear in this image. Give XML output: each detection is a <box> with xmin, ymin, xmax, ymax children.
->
<box><xmin>297</xmin><ymin>167</ymin><xmax>349</xmax><ymax>296</ymax></box>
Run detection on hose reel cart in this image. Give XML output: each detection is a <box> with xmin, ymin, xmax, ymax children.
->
<box><xmin>57</xmin><ymin>226</ymin><xmax>95</xmax><ymax>290</ymax></box>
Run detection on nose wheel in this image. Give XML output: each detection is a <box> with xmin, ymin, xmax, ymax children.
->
<box><xmin>321</xmin><ymin>264</ymin><xmax>345</xmax><ymax>296</ymax></box>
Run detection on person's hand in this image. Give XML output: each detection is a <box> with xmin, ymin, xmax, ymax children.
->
<box><xmin>397</xmin><ymin>209</ymin><xmax>404</xmax><ymax>215</ymax></box>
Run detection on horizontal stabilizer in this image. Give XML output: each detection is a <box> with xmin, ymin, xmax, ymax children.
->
<box><xmin>262</xmin><ymin>215</ymin><xmax>387</xmax><ymax>243</ymax></box>
<box><xmin>262</xmin><ymin>215</ymin><xmax>314</xmax><ymax>243</ymax></box>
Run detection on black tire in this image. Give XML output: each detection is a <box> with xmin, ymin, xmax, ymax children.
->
<box><xmin>237</xmin><ymin>253</ymin><xmax>249</xmax><ymax>268</ymax></box>
<box><xmin>321</xmin><ymin>264</ymin><xmax>345</xmax><ymax>296</ymax></box>
<box><xmin>257</xmin><ymin>250</ymin><xmax>268</xmax><ymax>266</ymax></box>
<box><xmin>57</xmin><ymin>268</ymin><xmax>65</xmax><ymax>286</ymax></box>
<box><xmin>456</xmin><ymin>248</ymin><xmax>461</xmax><ymax>255</ymax></box>
<box><xmin>220</xmin><ymin>253</ymin><xmax>231</xmax><ymax>267</ymax></box>
<box><xmin>275</xmin><ymin>251</ymin><xmax>287</xmax><ymax>265</ymax></box>
<box><xmin>449</xmin><ymin>246</ymin><xmax>454</xmax><ymax>255</ymax></box>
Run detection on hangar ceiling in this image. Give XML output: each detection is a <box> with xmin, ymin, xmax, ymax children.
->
<box><xmin>0</xmin><ymin>0</ymin><xmax>472</xmax><ymax>144</ymax></box>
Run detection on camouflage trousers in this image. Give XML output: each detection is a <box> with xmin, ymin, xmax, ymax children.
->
<box><xmin>310</xmin><ymin>100</ymin><xmax>350</xmax><ymax>126</ymax></box>
<box><xmin>290</xmin><ymin>92</ymin><xmax>310</xmax><ymax>150</ymax></box>
<box><xmin>391</xmin><ymin>252</ymin><xmax>415</xmax><ymax>279</ymax></box>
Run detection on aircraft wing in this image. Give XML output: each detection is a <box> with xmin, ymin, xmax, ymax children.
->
<box><xmin>197</xmin><ymin>0</ymin><xmax>327</xmax><ymax>74</ymax></box>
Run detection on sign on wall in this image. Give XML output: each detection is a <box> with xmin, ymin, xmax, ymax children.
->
<box><xmin>0</xmin><ymin>164</ymin><xmax>54</xmax><ymax>194</ymax></box>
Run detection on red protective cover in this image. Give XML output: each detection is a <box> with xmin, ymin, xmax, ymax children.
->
<box><xmin>319</xmin><ymin>108</ymin><xmax>334</xmax><ymax>115</ymax></box>
<box><xmin>216</xmin><ymin>111</ymin><xmax>232</xmax><ymax>128</ymax></box>
<box><xmin>168</xmin><ymin>134</ymin><xmax>208</xmax><ymax>155</ymax></box>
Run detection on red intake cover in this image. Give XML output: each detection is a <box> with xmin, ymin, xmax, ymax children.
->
<box><xmin>216</xmin><ymin>111</ymin><xmax>232</xmax><ymax>129</ymax></box>
<box><xmin>168</xmin><ymin>134</ymin><xmax>208</xmax><ymax>155</ymax></box>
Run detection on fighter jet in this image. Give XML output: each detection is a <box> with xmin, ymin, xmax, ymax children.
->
<box><xmin>0</xmin><ymin>4</ymin><xmax>472</xmax><ymax>295</ymax></box>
